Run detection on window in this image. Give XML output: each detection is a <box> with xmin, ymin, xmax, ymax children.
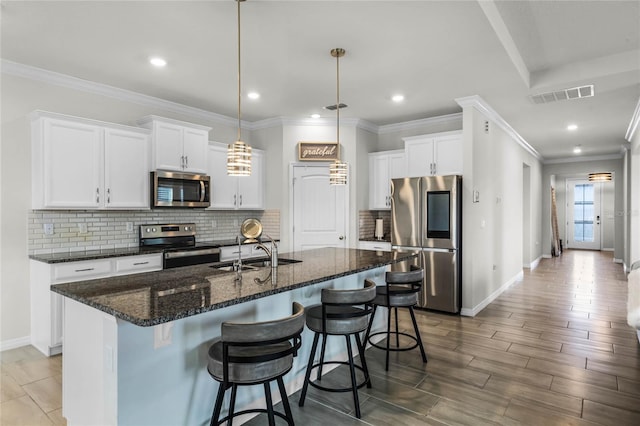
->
<box><xmin>573</xmin><ymin>184</ymin><xmax>594</xmax><ymax>242</ymax></box>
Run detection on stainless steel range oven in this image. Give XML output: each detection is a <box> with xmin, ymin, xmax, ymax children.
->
<box><xmin>140</xmin><ymin>223</ymin><xmax>220</xmax><ymax>268</ymax></box>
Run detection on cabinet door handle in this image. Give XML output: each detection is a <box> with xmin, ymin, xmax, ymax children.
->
<box><xmin>180</xmin><ymin>155</ymin><xmax>185</xmax><ymax>169</ymax></box>
<box><xmin>74</xmin><ymin>267</ymin><xmax>95</xmax><ymax>272</ymax></box>
<box><xmin>96</xmin><ymin>188</ymin><xmax>100</xmax><ymax>203</ymax></box>
<box><xmin>339</xmin><ymin>236</ymin><xmax>345</xmax><ymax>240</ymax></box>
<box><xmin>233</xmin><ymin>194</ymin><xmax>237</xmax><ymax>206</ymax></box>
<box><xmin>107</xmin><ymin>188</ymin><xmax>111</xmax><ymax>204</ymax></box>
<box><xmin>133</xmin><ymin>261</ymin><xmax>149</xmax><ymax>266</ymax></box>
<box><xmin>185</xmin><ymin>155</ymin><xmax>188</xmax><ymax>169</ymax></box>
<box><xmin>239</xmin><ymin>194</ymin><xmax>242</xmax><ymax>206</ymax></box>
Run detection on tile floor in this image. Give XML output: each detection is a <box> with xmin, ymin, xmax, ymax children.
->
<box><xmin>2</xmin><ymin>249</ymin><xmax>639</xmax><ymax>425</ymax></box>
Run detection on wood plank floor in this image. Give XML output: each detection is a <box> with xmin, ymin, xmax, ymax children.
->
<box><xmin>2</xmin><ymin>249</ymin><xmax>638</xmax><ymax>425</ymax></box>
<box><xmin>246</xmin><ymin>250</ymin><xmax>640</xmax><ymax>425</ymax></box>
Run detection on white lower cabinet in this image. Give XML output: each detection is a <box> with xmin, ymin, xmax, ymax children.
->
<box><xmin>30</xmin><ymin>253</ymin><xmax>162</xmax><ymax>356</ymax></box>
<box><xmin>358</xmin><ymin>241</ymin><xmax>392</xmax><ymax>252</ymax></box>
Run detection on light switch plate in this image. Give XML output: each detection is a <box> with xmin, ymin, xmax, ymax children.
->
<box><xmin>126</xmin><ymin>222</ymin><xmax>134</xmax><ymax>232</ymax></box>
<box><xmin>43</xmin><ymin>223</ymin><xmax>54</xmax><ymax>235</ymax></box>
<box><xmin>78</xmin><ymin>223</ymin><xmax>88</xmax><ymax>234</ymax></box>
<box><xmin>154</xmin><ymin>323</ymin><xmax>173</xmax><ymax>349</ymax></box>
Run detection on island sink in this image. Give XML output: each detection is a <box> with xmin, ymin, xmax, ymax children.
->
<box><xmin>211</xmin><ymin>257</ymin><xmax>301</xmax><ymax>272</ymax></box>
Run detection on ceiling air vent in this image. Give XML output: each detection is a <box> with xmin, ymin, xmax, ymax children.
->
<box><xmin>324</xmin><ymin>103</ymin><xmax>348</xmax><ymax>111</ymax></box>
<box><xmin>529</xmin><ymin>84</ymin><xmax>594</xmax><ymax>104</ymax></box>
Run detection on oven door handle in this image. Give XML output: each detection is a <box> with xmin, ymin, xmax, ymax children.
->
<box><xmin>164</xmin><ymin>248</ymin><xmax>221</xmax><ymax>259</ymax></box>
<box><xmin>200</xmin><ymin>181</ymin><xmax>206</xmax><ymax>202</ymax></box>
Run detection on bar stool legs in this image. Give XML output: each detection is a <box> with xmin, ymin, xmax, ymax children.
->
<box><xmin>298</xmin><ymin>332</ymin><xmax>371</xmax><ymax>419</ymax></box>
<box><xmin>364</xmin><ymin>303</ymin><xmax>428</xmax><ymax>371</ymax></box>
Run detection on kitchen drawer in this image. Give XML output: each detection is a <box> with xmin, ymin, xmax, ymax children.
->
<box><xmin>358</xmin><ymin>241</ymin><xmax>392</xmax><ymax>252</ymax></box>
<box><xmin>113</xmin><ymin>254</ymin><xmax>162</xmax><ymax>276</ymax></box>
<box><xmin>53</xmin><ymin>259</ymin><xmax>113</xmax><ymax>283</ymax></box>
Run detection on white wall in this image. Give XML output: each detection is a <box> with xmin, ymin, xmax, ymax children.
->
<box><xmin>630</xmin><ymin>126</ymin><xmax>640</xmax><ymax>267</ymax></box>
<box><xmin>459</xmin><ymin>105</ymin><xmax>543</xmax><ymax>315</ymax></box>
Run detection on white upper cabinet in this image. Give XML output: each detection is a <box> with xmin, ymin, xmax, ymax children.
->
<box><xmin>369</xmin><ymin>149</ymin><xmax>405</xmax><ymax>210</ymax></box>
<box><xmin>138</xmin><ymin>116</ymin><xmax>210</xmax><ymax>174</ymax></box>
<box><xmin>31</xmin><ymin>111</ymin><xmax>150</xmax><ymax>210</ymax></box>
<box><xmin>208</xmin><ymin>142</ymin><xmax>265</xmax><ymax>210</ymax></box>
<box><xmin>403</xmin><ymin>130</ymin><xmax>463</xmax><ymax>177</ymax></box>
<box><xmin>104</xmin><ymin>128</ymin><xmax>150</xmax><ymax>209</ymax></box>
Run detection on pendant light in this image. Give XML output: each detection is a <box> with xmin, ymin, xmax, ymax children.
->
<box><xmin>329</xmin><ymin>48</ymin><xmax>348</xmax><ymax>186</ymax></box>
<box><xmin>227</xmin><ymin>0</ymin><xmax>252</xmax><ymax>176</ymax></box>
<box><xmin>588</xmin><ymin>172</ymin><xmax>612</xmax><ymax>182</ymax></box>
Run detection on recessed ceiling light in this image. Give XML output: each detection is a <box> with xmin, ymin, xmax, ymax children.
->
<box><xmin>573</xmin><ymin>145</ymin><xmax>582</xmax><ymax>154</ymax></box>
<box><xmin>149</xmin><ymin>57</ymin><xmax>167</xmax><ymax>68</ymax></box>
<box><xmin>567</xmin><ymin>124</ymin><xmax>578</xmax><ymax>131</ymax></box>
<box><xmin>310</xmin><ymin>114</ymin><xmax>320</xmax><ymax>119</ymax></box>
<box><xmin>392</xmin><ymin>94</ymin><xmax>405</xmax><ymax>102</ymax></box>
<box><xmin>247</xmin><ymin>92</ymin><xmax>260</xmax><ymax>100</ymax></box>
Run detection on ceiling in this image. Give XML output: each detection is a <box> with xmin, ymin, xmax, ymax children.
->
<box><xmin>2</xmin><ymin>0</ymin><xmax>639</xmax><ymax>161</ymax></box>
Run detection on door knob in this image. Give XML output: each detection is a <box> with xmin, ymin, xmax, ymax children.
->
<box><xmin>339</xmin><ymin>236</ymin><xmax>345</xmax><ymax>240</ymax></box>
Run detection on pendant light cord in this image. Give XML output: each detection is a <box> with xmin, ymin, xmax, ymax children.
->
<box><xmin>237</xmin><ymin>0</ymin><xmax>242</xmax><ymax>142</ymax></box>
<box><xmin>336</xmin><ymin>49</ymin><xmax>340</xmax><ymax>161</ymax></box>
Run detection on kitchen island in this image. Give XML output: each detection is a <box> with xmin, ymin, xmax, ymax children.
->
<box><xmin>52</xmin><ymin>247</ymin><xmax>417</xmax><ymax>426</ymax></box>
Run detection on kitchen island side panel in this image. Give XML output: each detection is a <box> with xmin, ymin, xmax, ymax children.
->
<box><xmin>63</xmin><ymin>267</ymin><xmax>388</xmax><ymax>426</ymax></box>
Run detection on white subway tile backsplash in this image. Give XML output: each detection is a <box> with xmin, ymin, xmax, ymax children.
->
<box><xmin>28</xmin><ymin>209</ymin><xmax>280</xmax><ymax>254</ymax></box>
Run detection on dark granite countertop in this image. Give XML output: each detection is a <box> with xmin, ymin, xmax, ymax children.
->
<box><xmin>51</xmin><ymin>247</ymin><xmax>417</xmax><ymax>327</ymax></box>
<box><xmin>29</xmin><ymin>238</ymin><xmax>279</xmax><ymax>264</ymax></box>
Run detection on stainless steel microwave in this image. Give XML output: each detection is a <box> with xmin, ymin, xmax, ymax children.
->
<box><xmin>151</xmin><ymin>171</ymin><xmax>210</xmax><ymax>208</ymax></box>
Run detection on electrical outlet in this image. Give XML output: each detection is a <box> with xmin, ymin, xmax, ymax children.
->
<box><xmin>211</xmin><ymin>220</ymin><xmax>217</xmax><ymax>228</ymax></box>
<box><xmin>233</xmin><ymin>219</ymin><xmax>238</xmax><ymax>227</ymax></box>
<box><xmin>78</xmin><ymin>223</ymin><xmax>88</xmax><ymax>234</ymax></box>
<box><xmin>126</xmin><ymin>222</ymin><xmax>134</xmax><ymax>232</ymax></box>
<box><xmin>154</xmin><ymin>323</ymin><xmax>173</xmax><ymax>349</ymax></box>
<box><xmin>43</xmin><ymin>223</ymin><xmax>54</xmax><ymax>235</ymax></box>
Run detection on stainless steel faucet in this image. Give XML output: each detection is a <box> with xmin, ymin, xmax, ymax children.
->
<box><xmin>254</xmin><ymin>234</ymin><xmax>278</xmax><ymax>268</ymax></box>
<box><xmin>233</xmin><ymin>235</ymin><xmax>243</xmax><ymax>279</ymax></box>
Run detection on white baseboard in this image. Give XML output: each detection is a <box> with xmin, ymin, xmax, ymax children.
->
<box><xmin>460</xmin><ymin>270</ymin><xmax>523</xmax><ymax>317</ymax></box>
<box><xmin>0</xmin><ymin>336</ymin><xmax>31</xmax><ymax>352</ymax></box>
<box><xmin>523</xmin><ymin>256</ymin><xmax>542</xmax><ymax>271</ymax></box>
<box><xmin>542</xmin><ymin>254</ymin><xmax>552</xmax><ymax>259</ymax></box>
<box><xmin>602</xmin><ymin>248</ymin><xmax>614</xmax><ymax>252</ymax></box>
<box><xmin>613</xmin><ymin>258</ymin><xmax>623</xmax><ymax>264</ymax></box>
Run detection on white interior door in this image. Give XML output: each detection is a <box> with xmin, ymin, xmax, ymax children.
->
<box><xmin>566</xmin><ymin>179</ymin><xmax>601</xmax><ymax>250</ymax></box>
<box><xmin>292</xmin><ymin>164</ymin><xmax>347</xmax><ymax>252</ymax></box>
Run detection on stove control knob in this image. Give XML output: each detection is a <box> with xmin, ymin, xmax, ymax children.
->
<box><xmin>185</xmin><ymin>226</ymin><xmax>191</xmax><ymax>231</ymax></box>
<box><xmin>152</xmin><ymin>228</ymin><xmax>157</xmax><ymax>232</ymax></box>
<box><xmin>145</xmin><ymin>228</ymin><xmax>151</xmax><ymax>233</ymax></box>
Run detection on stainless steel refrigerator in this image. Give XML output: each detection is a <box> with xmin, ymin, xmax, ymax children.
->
<box><xmin>390</xmin><ymin>175</ymin><xmax>462</xmax><ymax>313</ymax></box>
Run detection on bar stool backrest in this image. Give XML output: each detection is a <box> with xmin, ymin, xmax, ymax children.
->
<box><xmin>385</xmin><ymin>267</ymin><xmax>423</xmax><ymax>294</ymax></box>
<box><xmin>219</xmin><ymin>302</ymin><xmax>305</xmax><ymax>378</ymax></box>
<box><xmin>318</xmin><ymin>280</ymin><xmax>377</xmax><ymax>334</ymax></box>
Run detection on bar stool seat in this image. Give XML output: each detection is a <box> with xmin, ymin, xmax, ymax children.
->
<box><xmin>364</xmin><ymin>267</ymin><xmax>428</xmax><ymax>371</ymax></box>
<box><xmin>298</xmin><ymin>280</ymin><xmax>376</xmax><ymax>419</ymax></box>
<box><xmin>207</xmin><ymin>302</ymin><xmax>305</xmax><ymax>426</ymax></box>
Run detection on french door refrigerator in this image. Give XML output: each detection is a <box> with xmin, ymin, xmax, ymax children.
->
<box><xmin>390</xmin><ymin>175</ymin><xmax>462</xmax><ymax>313</ymax></box>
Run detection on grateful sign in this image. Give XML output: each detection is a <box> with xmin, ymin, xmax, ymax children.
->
<box><xmin>298</xmin><ymin>142</ymin><xmax>338</xmax><ymax>161</ymax></box>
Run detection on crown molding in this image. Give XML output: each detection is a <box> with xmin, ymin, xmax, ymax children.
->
<box><xmin>1</xmin><ymin>59</ymin><xmax>239</xmax><ymax>128</ymax></box>
<box><xmin>377</xmin><ymin>113</ymin><xmax>462</xmax><ymax>135</ymax></box>
<box><xmin>455</xmin><ymin>95</ymin><xmax>543</xmax><ymax>161</ymax></box>
<box><xmin>543</xmin><ymin>153</ymin><xmax>623</xmax><ymax>165</ymax></box>
<box><xmin>626</xmin><ymin>96</ymin><xmax>640</xmax><ymax>142</ymax></box>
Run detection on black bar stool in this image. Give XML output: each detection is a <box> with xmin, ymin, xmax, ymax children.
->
<box><xmin>298</xmin><ymin>280</ymin><xmax>376</xmax><ymax>419</ymax></box>
<box><xmin>363</xmin><ymin>266</ymin><xmax>427</xmax><ymax>371</ymax></box>
<box><xmin>206</xmin><ymin>302</ymin><xmax>305</xmax><ymax>426</ymax></box>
